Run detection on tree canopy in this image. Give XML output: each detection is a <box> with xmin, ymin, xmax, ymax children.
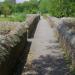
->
<box><xmin>39</xmin><ymin>0</ymin><xmax>75</xmax><ymax>17</ymax></box>
<box><xmin>0</xmin><ymin>0</ymin><xmax>75</xmax><ymax>17</ymax></box>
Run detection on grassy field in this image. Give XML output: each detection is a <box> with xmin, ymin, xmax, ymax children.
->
<box><xmin>0</xmin><ymin>13</ymin><xmax>26</xmax><ymax>22</ymax></box>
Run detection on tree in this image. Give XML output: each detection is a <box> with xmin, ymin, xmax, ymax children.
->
<box><xmin>39</xmin><ymin>0</ymin><xmax>49</xmax><ymax>13</ymax></box>
<box><xmin>0</xmin><ymin>6</ymin><xmax>2</xmax><ymax>16</ymax></box>
<box><xmin>1</xmin><ymin>3</ymin><xmax>11</xmax><ymax>17</ymax></box>
<box><xmin>39</xmin><ymin>0</ymin><xmax>75</xmax><ymax>17</ymax></box>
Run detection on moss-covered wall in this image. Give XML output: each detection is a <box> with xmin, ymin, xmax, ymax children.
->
<box><xmin>48</xmin><ymin>16</ymin><xmax>75</xmax><ymax>68</ymax></box>
<box><xmin>57</xmin><ymin>17</ymin><xmax>75</xmax><ymax>68</ymax></box>
<box><xmin>0</xmin><ymin>14</ymin><xmax>40</xmax><ymax>75</ymax></box>
<box><xmin>25</xmin><ymin>14</ymin><xmax>40</xmax><ymax>38</ymax></box>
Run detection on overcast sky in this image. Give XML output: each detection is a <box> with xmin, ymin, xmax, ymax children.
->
<box><xmin>0</xmin><ymin>0</ymin><xmax>30</xmax><ymax>3</ymax></box>
<box><xmin>16</xmin><ymin>0</ymin><xmax>29</xmax><ymax>3</ymax></box>
<box><xmin>0</xmin><ymin>0</ymin><xmax>4</xmax><ymax>2</ymax></box>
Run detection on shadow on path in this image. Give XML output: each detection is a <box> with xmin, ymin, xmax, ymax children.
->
<box><xmin>24</xmin><ymin>54</ymin><xmax>70</xmax><ymax>75</ymax></box>
<box><xmin>13</xmin><ymin>42</ymin><xmax>31</xmax><ymax>75</ymax></box>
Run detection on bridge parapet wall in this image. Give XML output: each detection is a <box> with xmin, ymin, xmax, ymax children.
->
<box><xmin>25</xmin><ymin>14</ymin><xmax>40</xmax><ymax>38</ymax></box>
<box><xmin>0</xmin><ymin>14</ymin><xmax>40</xmax><ymax>75</ymax></box>
<box><xmin>48</xmin><ymin>16</ymin><xmax>75</xmax><ymax>68</ymax></box>
<box><xmin>57</xmin><ymin>17</ymin><xmax>75</xmax><ymax>68</ymax></box>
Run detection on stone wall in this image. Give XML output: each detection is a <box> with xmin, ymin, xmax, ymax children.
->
<box><xmin>0</xmin><ymin>14</ymin><xmax>40</xmax><ymax>75</ymax></box>
<box><xmin>0</xmin><ymin>22</ymin><xmax>21</xmax><ymax>35</ymax></box>
<box><xmin>47</xmin><ymin>16</ymin><xmax>59</xmax><ymax>40</ymax></box>
<box><xmin>48</xmin><ymin>16</ymin><xmax>75</xmax><ymax>68</ymax></box>
<box><xmin>25</xmin><ymin>14</ymin><xmax>40</xmax><ymax>38</ymax></box>
<box><xmin>57</xmin><ymin>17</ymin><xmax>75</xmax><ymax>68</ymax></box>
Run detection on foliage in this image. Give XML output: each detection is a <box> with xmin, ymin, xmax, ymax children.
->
<box><xmin>9</xmin><ymin>13</ymin><xmax>26</xmax><ymax>22</ymax></box>
<box><xmin>14</xmin><ymin>0</ymin><xmax>39</xmax><ymax>14</ymax></box>
<box><xmin>1</xmin><ymin>5</ymin><xmax>10</xmax><ymax>17</ymax></box>
<box><xmin>0</xmin><ymin>0</ymin><xmax>75</xmax><ymax>21</ymax></box>
<box><xmin>0</xmin><ymin>2</ymin><xmax>13</xmax><ymax>17</ymax></box>
<box><xmin>0</xmin><ymin>13</ymin><xmax>26</xmax><ymax>22</ymax></box>
<box><xmin>70</xmin><ymin>68</ymin><xmax>75</xmax><ymax>75</ymax></box>
<box><xmin>39</xmin><ymin>0</ymin><xmax>75</xmax><ymax>17</ymax></box>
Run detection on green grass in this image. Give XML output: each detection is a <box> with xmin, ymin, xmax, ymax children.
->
<box><xmin>70</xmin><ymin>68</ymin><xmax>75</xmax><ymax>75</ymax></box>
<box><xmin>63</xmin><ymin>49</ymin><xmax>75</xmax><ymax>75</ymax></box>
<box><xmin>0</xmin><ymin>17</ymin><xmax>10</xmax><ymax>21</ymax></box>
<box><xmin>0</xmin><ymin>13</ymin><xmax>26</xmax><ymax>22</ymax></box>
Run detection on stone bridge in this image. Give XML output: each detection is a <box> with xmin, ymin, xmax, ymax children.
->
<box><xmin>0</xmin><ymin>14</ymin><xmax>75</xmax><ymax>75</ymax></box>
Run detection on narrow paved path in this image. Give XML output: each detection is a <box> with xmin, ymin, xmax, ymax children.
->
<box><xmin>22</xmin><ymin>17</ymin><xmax>69</xmax><ymax>75</ymax></box>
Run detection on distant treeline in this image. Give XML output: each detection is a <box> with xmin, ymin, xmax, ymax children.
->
<box><xmin>39</xmin><ymin>0</ymin><xmax>75</xmax><ymax>17</ymax></box>
<box><xmin>0</xmin><ymin>0</ymin><xmax>75</xmax><ymax>17</ymax></box>
<box><xmin>0</xmin><ymin>0</ymin><xmax>39</xmax><ymax>17</ymax></box>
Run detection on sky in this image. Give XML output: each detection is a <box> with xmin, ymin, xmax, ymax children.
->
<box><xmin>16</xmin><ymin>0</ymin><xmax>29</xmax><ymax>3</ymax></box>
<box><xmin>0</xmin><ymin>0</ymin><xmax>30</xmax><ymax>3</ymax></box>
<box><xmin>0</xmin><ymin>0</ymin><xmax>4</xmax><ymax>2</ymax></box>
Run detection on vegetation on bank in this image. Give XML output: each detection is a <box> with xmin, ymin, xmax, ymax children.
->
<box><xmin>64</xmin><ymin>51</ymin><xmax>75</xmax><ymax>75</ymax></box>
<box><xmin>0</xmin><ymin>0</ymin><xmax>75</xmax><ymax>22</ymax></box>
<box><xmin>0</xmin><ymin>13</ymin><xmax>25</xmax><ymax>22</ymax></box>
<box><xmin>39</xmin><ymin>0</ymin><xmax>75</xmax><ymax>17</ymax></box>
<box><xmin>0</xmin><ymin>0</ymin><xmax>39</xmax><ymax>22</ymax></box>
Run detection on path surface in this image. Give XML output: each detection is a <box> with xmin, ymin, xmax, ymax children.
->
<box><xmin>22</xmin><ymin>17</ymin><xmax>69</xmax><ymax>75</ymax></box>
